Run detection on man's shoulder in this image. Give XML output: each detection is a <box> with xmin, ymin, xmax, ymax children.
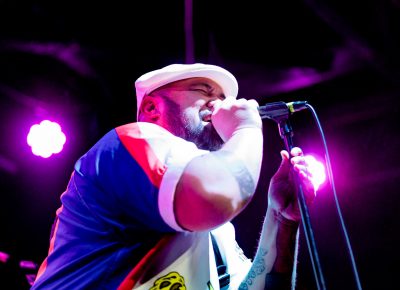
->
<box><xmin>116</xmin><ymin>122</ymin><xmax>171</xmax><ymax>135</ymax></box>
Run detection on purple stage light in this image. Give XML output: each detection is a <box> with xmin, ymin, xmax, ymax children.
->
<box><xmin>20</xmin><ymin>260</ymin><xmax>38</xmax><ymax>270</ymax></box>
<box><xmin>304</xmin><ymin>155</ymin><xmax>327</xmax><ymax>191</ymax></box>
<box><xmin>26</xmin><ymin>274</ymin><xmax>37</xmax><ymax>286</ymax></box>
<box><xmin>27</xmin><ymin>120</ymin><xmax>66</xmax><ymax>158</ymax></box>
<box><xmin>0</xmin><ymin>251</ymin><xmax>10</xmax><ymax>263</ymax></box>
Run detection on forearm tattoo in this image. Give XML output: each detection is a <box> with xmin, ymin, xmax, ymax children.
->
<box><xmin>239</xmin><ymin>248</ymin><xmax>268</xmax><ymax>289</ymax></box>
<box><xmin>212</xmin><ymin>151</ymin><xmax>256</xmax><ymax>201</ymax></box>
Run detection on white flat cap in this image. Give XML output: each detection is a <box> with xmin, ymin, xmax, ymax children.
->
<box><xmin>135</xmin><ymin>63</ymin><xmax>238</xmax><ymax>116</ymax></box>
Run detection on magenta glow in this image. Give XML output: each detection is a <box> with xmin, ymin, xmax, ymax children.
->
<box><xmin>304</xmin><ymin>155</ymin><xmax>327</xmax><ymax>191</ymax></box>
<box><xmin>27</xmin><ymin>120</ymin><xmax>66</xmax><ymax>158</ymax></box>
<box><xmin>0</xmin><ymin>251</ymin><xmax>10</xmax><ymax>264</ymax></box>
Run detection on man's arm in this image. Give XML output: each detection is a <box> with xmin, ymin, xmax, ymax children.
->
<box><xmin>175</xmin><ymin>98</ymin><xmax>264</xmax><ymax>231</ymax></box>
<box><xmin>238</xmin><ymin>209</ymin><xmax>299</xmax><ymax>290</ymax></box>
<box><xmin>239</xmin><ymin>148</ymin><xmax>315</xmax><ymax>289</ymax></box>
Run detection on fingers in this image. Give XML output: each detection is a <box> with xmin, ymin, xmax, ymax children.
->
<box><xmin>291</xmin><ymin>157</ymin><xmax>308</xmax><ymax>174</ymax></box>
<box><xmin>280</xmin><ymin>149</ymin><xmax>306</xmax><ymax>173</ymax></box>
<box><xmin>289</xmin><ymin>148</ymin><xmax>307</xmax><ymax>176</ymax></box>
<box><xmin>246</xmin><ymin>99</ymin><xmax>260</xmax><ymax>111</ymax></box>
<box><xmin>271</xmin><ymin>147</ymin><xmax>316</xmax><ymax>220</ymax></box>
<box><xmin>290</xmin><ymin>147</ymin><xmax>303</xmax><ymax>157</ymax></box>
<box><xmin>208</xmin><ymin>98</ymin><xmax>224</xmax><ymax>114</ymax></box>
<box><xmin>293</xmin><ymin>164</ymin><xmax>310</xmax><ymax>178</ymax></box>
<box><xmin>211</xmin><ymin>97</ymin><xmax>262</xmax><ymax>141</ymax></box>
<box><xmin>290</xmin><ymin>151</ymin><xmax>317</xmax><ymax>200</ymax></box>
<box><xmin>208</xmin><ymin>99</ymin><xmax>221</xmax><ymax>110</ymax></box>
<box><xmin>291</xmin><ymin>155</ymin><xmax>311</xmax><ymax>181</ymax></box>
<box><xmin>287</xmin><ymin>147</ymin><xmax>317</xmax><ymax>194</ymax></box>
<box><xmin>211</xmin><ymin>97</ymin><xmax>258</xmax><ymax>112</ymax></box>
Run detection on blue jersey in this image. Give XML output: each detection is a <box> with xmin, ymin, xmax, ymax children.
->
<box><xmin>32</xmin><ymin>122</ymin><xmax>208</xmax><ymax>289</ymax></box>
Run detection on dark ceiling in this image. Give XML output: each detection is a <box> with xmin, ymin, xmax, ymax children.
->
<box><xmin>0</xmin><ymin>0</ymin><xmax>399</xmax><ymax>289</ymax></box>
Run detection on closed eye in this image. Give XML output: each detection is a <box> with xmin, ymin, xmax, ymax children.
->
<box><xmin>193</xmin><ymin>89</ymin><xmax>208</xmax><ymax>94</ymax></box>
<box><xmin>188</xmin><ymin>83</ymin><xmax>225</xmax><ymax>99</ymax></box>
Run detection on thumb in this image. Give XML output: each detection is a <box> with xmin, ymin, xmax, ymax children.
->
<box><xmin>274</xmin><ymin>150</ymin><xmax>291</xmax><ymax>178</ymax></box>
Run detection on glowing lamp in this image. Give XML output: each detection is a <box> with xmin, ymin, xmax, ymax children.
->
<box><xmin>304</xmin><ymin>155</ymin><xmax>327</xmax><ymax>191</ymax></box>
<box><xmin>27</xmin><ymin>120</ymin><xmax>66</xmax><ymax>158</ymax></box>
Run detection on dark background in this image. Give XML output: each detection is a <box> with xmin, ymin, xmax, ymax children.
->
<box><xmin>0</xmin><ymin>0</ymin><xmax>399</xmax><ymax>289</ymax></box>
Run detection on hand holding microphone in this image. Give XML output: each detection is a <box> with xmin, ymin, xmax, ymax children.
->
<box><xmin>209</xmin><ymin>98</ymin><xmax>308</xmax><ymax>142</ymax></box>
<box><xmin>211</xmin><ymin>98</ymin><xmax>262</xmax><ymax>142</ymax></box>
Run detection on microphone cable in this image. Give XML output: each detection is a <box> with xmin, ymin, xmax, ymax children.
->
<box><xmin>306</xmin><ymin>103</ymin><xmax>363</xmax><ymax>290</ymax></box>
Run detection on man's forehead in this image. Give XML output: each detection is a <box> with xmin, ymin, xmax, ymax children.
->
<box><xmin>155</xmin><ymin>77</ymin><xmax>223</xmax><ymax>91</ymax></box>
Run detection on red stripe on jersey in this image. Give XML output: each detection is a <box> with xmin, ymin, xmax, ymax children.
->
<box><xmin>115</xmin><ymin>124</ymin><xmax>167</xmax><ymax>188</ymax></box>
<box><xmin>35</xmin><ymin>205</ymin><xmax>63</xmax><ymax>281</ymax></box>
<box><xmin>117</xmin><ymin>235</ymin><xmax>174</xmax><ymax>290</ymax></box>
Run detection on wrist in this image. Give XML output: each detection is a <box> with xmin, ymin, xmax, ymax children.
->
<box><xmin>267</xmin><ymin>209</ymin><xmax>299</xmax><ymax>274</ymax></box>
<box><xmin>231</xmin><ymin>125</ymin><xmax>262</xmax><ymax>137</ymax></box>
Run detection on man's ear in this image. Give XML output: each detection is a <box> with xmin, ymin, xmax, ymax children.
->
<box><xmin>140</xmin><ymin>95</ymin><xmax>161</xmax><ymax>121</ymax></box>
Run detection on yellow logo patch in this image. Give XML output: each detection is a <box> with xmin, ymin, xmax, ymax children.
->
<box><xmin>150</xmin><ymin>271</ymin><xmax>186</xmax><ymax>290</ymax></box>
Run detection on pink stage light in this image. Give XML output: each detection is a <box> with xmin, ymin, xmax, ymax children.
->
<box><xmin>27</xmin><ymin>120</ymin><xmax>66</xmax><ymax>158</ymax></box>
<box><xmin>304</xmin><ymin>155</ymin><xmax>327</xmax><ymax>191</ymax></box>
<box><xmin>0</xmin><ymin>251</ymin><xmax>10</xmax><ymax>264</ymax></box>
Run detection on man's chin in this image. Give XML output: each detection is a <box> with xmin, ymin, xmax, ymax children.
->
<box><xmin>195</xmin><ymin>124</ymin><xmax>224</xmax><ymax>151</ymax></box>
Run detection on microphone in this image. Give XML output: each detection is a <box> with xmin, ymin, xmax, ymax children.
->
<box><xmin>258</xmin><ymin>101</ymin><xmax>308</xmax><ymax>122</ymax></box>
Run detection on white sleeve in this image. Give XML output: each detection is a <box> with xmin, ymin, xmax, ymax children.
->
<box><xmin>153</xmin><ymin>125</ymin><xmax>208</xmax><ymax>231</ymax></box>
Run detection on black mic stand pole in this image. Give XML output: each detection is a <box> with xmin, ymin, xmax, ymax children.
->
<box><xmin>278</xmin><ymin>118</ymin><xmax>327</xmax><ymax>290</ymax></box>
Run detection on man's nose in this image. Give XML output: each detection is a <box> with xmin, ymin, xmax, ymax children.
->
<box><xmin>206</xmin><ymin>99</ymin><xmax>222</xmax><ymax>111</ymax></box>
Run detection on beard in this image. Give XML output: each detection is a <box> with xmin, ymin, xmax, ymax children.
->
<box><xmin>162</xmin><ymin>97</ymin><xmax>224</xmax><ymax>151</ymax></box>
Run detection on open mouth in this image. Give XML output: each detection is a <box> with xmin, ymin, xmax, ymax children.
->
<box><xmin>202</xmin><ymin>114</ymin><xmax>212</xmax><ymax>122</ymax></box>
<box><xmin>200</xmin><ymin>110</ymin><xmax>212</xmax><ymax>122</ymax></box>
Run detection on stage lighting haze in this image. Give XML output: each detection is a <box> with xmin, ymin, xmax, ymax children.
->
<box><xmin>304</xmin><ymin>155</ymin><xmax>327</xmax><ymax>191</ymax></box>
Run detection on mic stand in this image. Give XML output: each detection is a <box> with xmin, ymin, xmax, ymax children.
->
<box><xmin>278</xmin><ymin>118</ymin><xmax>327</xmax><ymax>290</ymax></box>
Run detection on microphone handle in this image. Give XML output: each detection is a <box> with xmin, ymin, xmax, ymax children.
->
<box><xmin>258</xmin><ymin>101</ymin><xmax>308</xmax><ymax>121</ymax></box>
<box><xmin>258</xmin><ymin>101</ymin><xmax>290</xmax><ymax>121</ymax></box>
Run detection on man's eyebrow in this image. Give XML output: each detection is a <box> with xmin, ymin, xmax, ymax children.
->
<box><xmin>188</xmin><ymin>83</ymin><xmax>213</xmax><ymax>90</ymax></box>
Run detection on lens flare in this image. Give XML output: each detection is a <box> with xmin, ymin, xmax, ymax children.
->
<box><xmin>304</xmin><ymin>155</ymin><xmax>327</xmax><ymax>191</ymax></box>
<box><xmin>27</xmin><ymin>120</ymin><xmax>66</xmax><ymax>158</ymax></box>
